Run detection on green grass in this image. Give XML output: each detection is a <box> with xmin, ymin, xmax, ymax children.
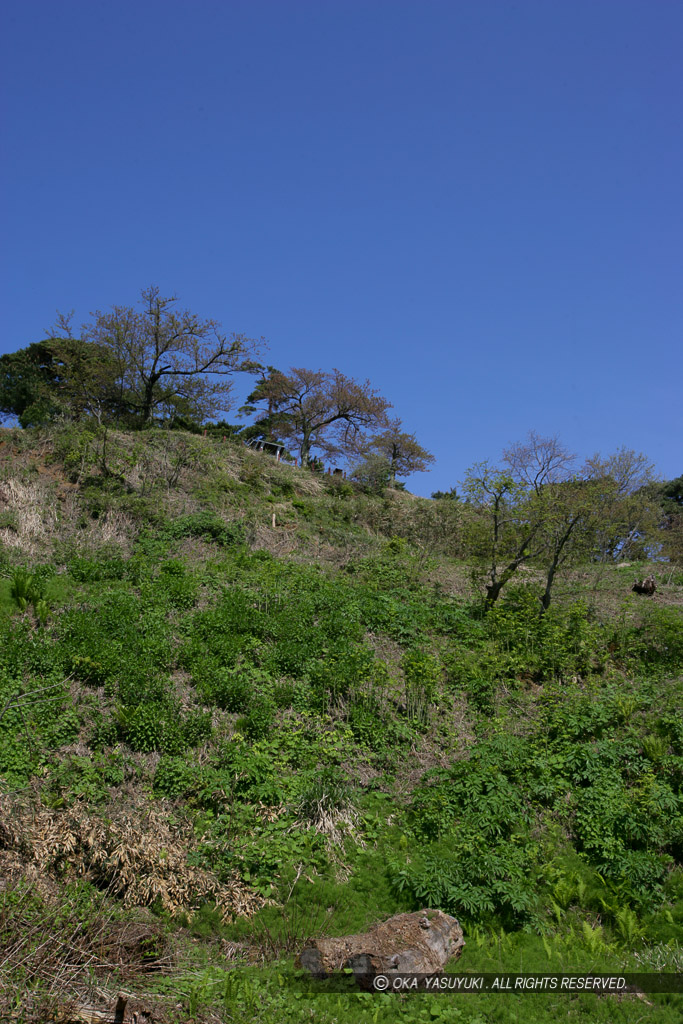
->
<box><xmin>0</xmin><ymin>578</ymin><xmax>14</xmax><ymax>620</ymax></box>
<box><xmin>0</xmin><ymin>428</ymin><xmax>681</xmax><ymax>1023</ymax></box>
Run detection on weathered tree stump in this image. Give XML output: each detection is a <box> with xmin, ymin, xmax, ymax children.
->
<box><xmin>297</xmin><ymin>909</ymin><xmax>464</xmax><ymax>988</ymax></box>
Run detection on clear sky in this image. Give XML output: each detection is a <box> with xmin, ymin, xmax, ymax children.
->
<box><xmin>1</xmin><ymin>0</ymin><xmax>681</xmax><ymax>495</ymax></box>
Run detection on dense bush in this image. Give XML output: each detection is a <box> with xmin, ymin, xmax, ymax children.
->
<box><xmin>168</xmin><ymin>511</ymin><xmax>244</xmax><ymax>547</ymax></box>
<box><xmin>236</xmin><ymin>694</ymin><xmax>274</xmax><ymax>741</ymax></box>
<box><xmin>199</xmin><ymin>665</ymin><xmax>256</xmax><ymax>712</ymax></box>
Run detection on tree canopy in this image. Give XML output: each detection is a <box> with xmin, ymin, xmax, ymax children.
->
<box><xmin>0</xmin><ymin>337</ymin><xmax>121</xmax><ymax>427</ymax></box>
<box><xmin>242</xmin><ymin>365</ymin><xmax>391</xmax><ymax>466</ymax></box>
<box><xmin>365</xmin><ymin>418</ymin><xmax>435</xmax><ymax>480</ymax></box>
<box><xmin>1</xmin><ymin>288</ymin><xmax>261</xmax><ymax>429</ymax></box>
<box><xmin>463</xmin><ymin>433</ymin><xmax>661</xmax><ymax>612</ymax></box>
<box><xmin>83</xmin><ymin>287</ymin><xmax>261</xmax><ymax>425</ymax></box>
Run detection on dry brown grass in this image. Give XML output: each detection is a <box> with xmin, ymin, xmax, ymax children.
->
<box><xmin>551</xmin><ymin>561</ymin><xmax>683</xmax><ymax>619</ymax></box>
<box><xmin>297</xmin><ymin>802</ymin><xmax>364</xmax><ymax>855</ymax></box>
<box><xmin>0</xmin><ymin>475</ymin><xmax>136</xmax><ymax>561</ymax></box>
<box><xmin>0</xmin><ymin>479</ymin><xmax>59</xmax><ymax>558</ymax></box>
<box><xmin>0</xmin><ymin>866</ymin><xmax>174</xmax><ymax>1023</ymax></box>
<box><xmin>258</xmin><ymin>458</ymin><xmax>325</xmax><ymax>497</ymax></box>
<box><xmin>0</xmin><ymin>793</ymin><xmax>265</xmax><ymax>923</ymax></box>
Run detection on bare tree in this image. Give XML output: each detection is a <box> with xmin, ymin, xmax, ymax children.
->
<box><xmin>580</xmin><ymin>448</ymin><xmax>659</xmax><ymax>563</ymax></box>
<box><xmin>502</xmin><ymin>433</ymin><xmax>583</xmax><ymax>612</ymax></box>
<box><xmin>502</xmin><ymin>431</ymin><xmax>575</xmax><ymax>492</ymax></box>
<box><xmin>242</xmin><ymin>366</ymin><xmax>391</xmax><ymax>466</ymax></box>
<box><xmin>464</xmin><ymin>434</ymin><xmax>580</xmax><ymax>611</ymax></box>
<box><xmin>465</xmin><ymin>434</ymin><xmax>660</xmax><ymax>613</ymax></box>
<box><xmin>583</xmin><ymin>447</ymin><xmax>656</xmax><ymax>496</ymax></box>
<box><xmin>84</xmin><ymin>287</ymin><xmax>262</xmax><ymax>425</ymax></box>
<box><xmin>463</xmin><ymin>462</ymin><xmax>545</xmax><ymax>611</ymax></box>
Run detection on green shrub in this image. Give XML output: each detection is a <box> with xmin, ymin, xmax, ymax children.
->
<box><xmin>396</xmin><ymin>742</ymin><xmax>540</xmax><ymax>924</ymax></box>
<box><xmin>390</xmin><ymin>834</ymin><xmax>537</xmax><ymax>925</ymax></box>
<box><xmin>570</xmin><ymin>761</ymin><xmax>680</xmax><ymax>904</ymax></box>
<box><xmin>349</xmin><ymin>455</ymin><xmax>391</xmax><ymax>494</ymax></box>
<box><xmin>632</xmin><ymin>606</ymin><xmax>683</xmax><ymax>672</ymax></box>
<box><xmin>183</xmin><ymin>709</ymin><xmax>213</xmax><ymax>746</ymax></box>
<box><xmin>237</xmin><ymin>695</ymin><xmax>274</xmax><ymax>741</ymax></box>
<box><xmin>159</xmin><ymin>558</ymin><xmax>187</xmax><ymax>577</ymax></box>
<box><xmin>0</xmin><ymin>511</ymin><xmax>19</xmax><ymax>533</ymax></box>
<box><xmin>154</xmin><ymin>756</ymin><xmax>196</xmax><ymax>798</ymax></box>
<box><xmin>199</xmin><ymin>666</ymin><xmax>255</xmax><ymax>712</ymax></box>
<box><xmin>116</xmin><ymin>668</ymin><xmax>170</xmax><ymax>707</ymax></box>
<box><xmin>45</xmin><ymin>752</ymin><xmax>125</xmax><ymax>805</ymax></box>
<box><xmin>44</xmin><ymin>705</ymin><xmax>81</xmax><ymax>747</ymax></box>
<box><xmin>291</xmin><ymin>498</ymin><xmax>312</xmax><ymax>517</ymax></box>
<box><xmin>0</xmin><ymin>735</ymin><xmax>36</xmax><ymax>784</ymax></box>
<box><xmin>169</xmin><ymin>511</ymin><xmax>244</xmax><ymax>547</ymax></box>
<box><xmin>446</xmin><ymin>648</ymin><xmax>497</xmax><ymax>713</ymax></box>
<box><xmin>60</xmin><ymin>592</ymin><xmax>174</xmax><ymax>700</ymax></box>
<box><xmin>272</xmin><ymin>680</ymin><xmax>311</xmax><ymax>713</ymax></box>
<box><xmin>305</xmin><ymin>639</ymin><xmax>376</xmax><ymax>706</ymax></box>
<box><xmin>88</xmin><ymin>713</ymin><xmax>118</xmax><ymax>750</ymax></box>
<box><xmin>324</xmin><ymin>477</ymin><xmax>354</xmax><ymax>498</ymax></box>
<box><xmin>346</xmin><ymin>692</ymin><xmax>385</xmax><ymax>748</ymax></box>
<box><xmin>70</xmin><ymin>654</ymin><xmax>109</xmax><ymax>687</ymax></box>
<box><xmin>269</xmin><ymin>479</ymin><xmax>295</xmax><ymax>498</ymax></box>
<box><xmin>146</xmin><ymin>573</ymin><xmax>199</xmax><ymax>610</ymax></box>
<box><xmin>10</xmin><ymin>569</ymin><xmax>45</xmax><ymax>611</ymax></box>
<box><xmin>67</xmin><ymin>557</ymin><xmax>127</xmax><ymax>582</ymax></box>
<box><xmin>116</xmin><ymin>702</ymin><xmax>186</xmax><ymax>754</ymax></box>
<box><xmin>272</xmin><ymin>680</ymin><xmax>296</xmax><ymax>708</ymax></box>
<box><xmin>0</xmin><ymin>619</ymin><xmax>64</xmax><ymax>677</ymax></box>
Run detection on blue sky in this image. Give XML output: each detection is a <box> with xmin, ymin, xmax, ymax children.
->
<box><xmin>1</xmin><ymin>0</ymin><xmax>681</xmax><ymax>496</ymax></box>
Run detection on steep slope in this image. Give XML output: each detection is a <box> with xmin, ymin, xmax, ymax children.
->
<box><xmin>0</xmin><ymin>425</ymin><xmax>681</xmax><ymax>1024</ymax></box>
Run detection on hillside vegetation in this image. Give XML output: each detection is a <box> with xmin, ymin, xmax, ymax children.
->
<box><xmin>0</xmin><ymin>424</ymin><xmax>681</xmax><ymax>1024</ymax></box>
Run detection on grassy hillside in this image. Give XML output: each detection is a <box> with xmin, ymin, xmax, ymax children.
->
<box><xmin>0</xmin><ymin>425</ymin><xmax>681</xmax><ymax>1024</ymax></box>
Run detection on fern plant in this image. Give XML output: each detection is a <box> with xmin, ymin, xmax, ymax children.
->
<box><xmin>10</xmin><ymin>569</ymin><xmax>49</xmax><ymax>623</ymax></box>
<box><xmin>10</xmin><ymin>569</ymin><xmax>40</xmax><ymax>610</ymax></box>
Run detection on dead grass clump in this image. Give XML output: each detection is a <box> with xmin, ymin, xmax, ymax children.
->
<box><xmin>264</xmin><ymin>463</ymin><xmax>324</xmax><ymax>497</ymax></box>
<box><xmin>0</xmin><ymin>478</ymin><xmax>58</xmax><ymax>555</ymax></box>
<box><xmin>50</xmin><ymin>491</ymin><xmax>136</xmax><ymax>559</ymax></box>
<box><xmin>249</xmin><ymin>521</ymin><xmax>300</xmax><ymax>558</ymax></box>
<box><xmin>296</xmin><ymin>803</ymin><xmax>363</xmax><ymax>851</ymax></box>
<box><xmin>0</xmin><ymin>877</ymin><xmax>172</xmax><ymax>1023</ymax></box>
<box><xmin>0</xmin><ymin>794</ymin><xmax>265</xmax><ymax>923</ymax></box>
<box><xmin>295</xmin><ymin>773</ymin><xmax>364</xmax><ymax>853</ymax></box>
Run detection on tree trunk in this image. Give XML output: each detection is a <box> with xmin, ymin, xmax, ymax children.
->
<box><xmin>141</xmin><ymin>375</ymin><xmax>161</xmax><ymax>425</ymax></box>
<box><xmin>484</xmin><ymin>526</ymin><xmax>541</xmax><ymax>612</ymax></box>
<box><xmin>484</xmin><ymin>557</ymin><xmax>525</xmax><ymax>611</ymax></box>
<box><xmin>300</xmin><ymin>430</ymin><xmax>312</xmax><ymax>467</ymax></box>
<box><xmin>540</xmin><ymin>518</ymin><xmax>580</xmax><ymax>615</ymax></box>
<box><xmin>539</xmin><ymin>564</ymin><xmax>557</xmax><ymax>614</ymax></box>
<box><xmin>297</xmin><ymin>909</ymin><xmax>464</xmax><ymax>989</ymax></box>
